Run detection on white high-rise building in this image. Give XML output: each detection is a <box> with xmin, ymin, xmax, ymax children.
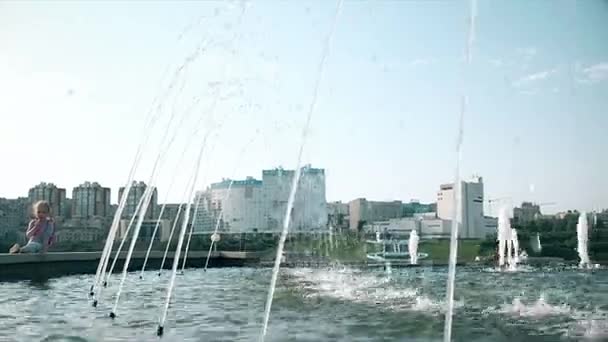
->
<box><xmin>262</xmin><ymin>165</ymin><xmax>327</xmax><ymax>232</ymax></box>
<box><xmin>189</xmin><ymin>166</ymin><xmax>328</xmax><ymax>233</ymax></box>
<box><xmin>208</xmin><ymin>177</ymin><xmax>265</xmax><ymax>233</ymax></box>
<box><xmin>437</xmin><ymin>175</ymin><xmax>485</xmax><ymax>238</ymax></box>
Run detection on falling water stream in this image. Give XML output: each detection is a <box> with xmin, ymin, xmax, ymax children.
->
<box><xmin>577</xmin><ymin>212</ymin><xmax>591</xmax><ymax>268</ymax></box>
<box><xmin>443</xmin><ymin>1</ymin><xmax>477</xmax><ymax>341</ymax></box>
<box><xmin>260</xmin><ymin>1</ymin><xmax>343</xmax><ymax>339</ymax></box>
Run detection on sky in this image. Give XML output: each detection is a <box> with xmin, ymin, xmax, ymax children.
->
<box><xmin>1</xmin><ymin>0</ymin><xmax>607</xmax><ymax>215</ymax></box>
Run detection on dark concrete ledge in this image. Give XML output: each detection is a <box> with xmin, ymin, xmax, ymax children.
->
<box><xmin>0</xmin><ymin>251</ymin><xmax>262</xmax><ymax>282</ymax></box>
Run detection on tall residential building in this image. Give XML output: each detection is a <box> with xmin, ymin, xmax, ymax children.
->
<box><xmin>348</xmin><ymin>198</ymin><xmax>402</xmax><ymax>231</ymax></box>
<box><xmin>436</xmin><ymin>175</ymin><xmax>486</xmax><ymax>239</ymax></box>
<box><xmin>191</xmin><ymin>191</ymin><xmax>215</xmax><ymax>232</ymax></box>
<box><xmin>207</xmin><ymin>177</ymin><xmax>265</xmax><ymax>233</ymax></box>
<box><xmin>72</xmin><ymin>181</ymin><xmax>112</xmax><ymax>218</ymax></box>
<box><xmin>118</xmin><ymin>181</ymin><xmax>158</xmax><ymax>220</ymax></box>
<box><xmin>263</xmin><ymin>165</ymin><xmax>328</xmax><ymax>232</ymax></box>
<box><xmin>28</xmin><ymin>182</ymin><xmax>66</xmax><ymax>219</ymax></box>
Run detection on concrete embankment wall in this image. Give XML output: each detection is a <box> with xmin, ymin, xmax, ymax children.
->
<box><xmin>0</xmin><ymin>251</ymin><xmax>260</xmax><ymax>281</ymax></box>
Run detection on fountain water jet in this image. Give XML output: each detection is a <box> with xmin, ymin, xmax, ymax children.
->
<box><xmin>531</xmin><ymin>233</ymin><xmax>542</xmax><ymax>254</ymax></box>
<box><xmin>497</xmin><ymin>207</ymin><xmax>512</xmax><ymax>268</ymax></box>
<box><xmin>577</xmin><ymin>211</ymin><xmax>591</xmax><ymax>268</ymax></box>
<box><xmin>496</xmin><ymin>207</ymin><xmax>520</xmax><ymax>270</ymax></box>
<box><xmin>408</xmin><ymin>230</ymin><xmax>419</xmax><ymax>265</ymax></box>
<box><xmin>443</xmin><ymin>1</ymin><xmax>477</xmax><ymax>340</ymax></box>
<box><xmin>511</xmin><ymin>228</ymin><xmax>520</xmax><ymax>266</ymax></box>
<box><xmin>260</xmin><ymin>1</ymin><xmax>343</xmax><ymax>339</ymax></box>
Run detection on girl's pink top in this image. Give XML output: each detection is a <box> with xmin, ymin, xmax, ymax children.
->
<box><xmin>26</xmin><ymin>218</ymin><xmax>56</xmax><ymax>248</ymax></box>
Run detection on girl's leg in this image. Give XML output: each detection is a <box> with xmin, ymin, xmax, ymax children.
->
<box><xmin>9</xmin><ymin>244</ymin><xmax>20</xmax><ymax>254</ymax></box>
<box><xmin>20</xmin><ymin>242</ymin><xmax>41</xmax><ymax>254</ymax></box>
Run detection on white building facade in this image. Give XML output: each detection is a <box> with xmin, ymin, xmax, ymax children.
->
<box><xmin>262</xmin><ymin>166</ymin><xmax>328</xmax><ymax>232</ymax></box>
<box><xmin>436</xmin><ymin>176</ymin><xmax>486</xmax><ymax>239</ymax></box>
<box><xmin>208</xmin><ymin>177</ymin><xmax>265</xmax><ymax>233</ymax></box>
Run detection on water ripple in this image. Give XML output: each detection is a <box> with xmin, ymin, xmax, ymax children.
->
<box><xmin>0</xmin><ymin>267</ymin><xmax>607</xmax><ymax>341</ymax></box>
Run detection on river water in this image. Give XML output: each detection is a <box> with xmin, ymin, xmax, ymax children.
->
<box><xmin>1</xmin><ymin>266</ymin><xmax>607</xmax><ymax>341</ymax></box>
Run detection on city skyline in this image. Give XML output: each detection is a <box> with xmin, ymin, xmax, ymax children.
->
<box><xmin>1</xmin><ymin>173</ymin><xmax>596</xmax><ymax>217</ymax></box>
<box><xmin>1</xmin><ymin>2</ymin><xmax>607</xmax><ymax>213</ymax></box>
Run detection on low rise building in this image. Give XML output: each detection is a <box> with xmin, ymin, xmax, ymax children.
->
<box><xmin>349</xmin><ymin>198</ymin><xmax>402</xmax><ymax>231</ymax></box>
<box><xmin>55</xmin><ymin>217</ymin><xmax>107</xmax><ymax>243</ymax></box>
<box><xmin>116</xmin><ymin>219</ymin><xmax>172</xmax><ymax>242</ymax></box>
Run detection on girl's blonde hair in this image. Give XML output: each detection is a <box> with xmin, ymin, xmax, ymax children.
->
<box><xmin>33</xmin><ymin>200</ymin><xmax>51</xmax><ymax>215</ymax></box>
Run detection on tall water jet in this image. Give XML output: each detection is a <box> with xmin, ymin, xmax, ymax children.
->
<box><xmin>531</xmin><ymin>233</ymin><xmax>542</xmax><ymax>254</ymax></box>
<box><xmin>511</xmin><ymin>228</ymin><xmax>519</xmax><ymax>267</ymax></box>
<box><xmin>443</xmin><ymin>1</ymin><xmax>477</xmax><ymax>340</ymax></box>
<box><xmin>577</xmin><ymin>211</ymin><xmax>591</xmax><ymax>268</ymax></box>
<box><xmin>497</xmin><ymin>207</ymin><xmax>511</xmax><ymax>267</ymax></box>
<box><xmin>260</xmin><ymin>1</ymin><xmax>343</xmax><ymax>339</ymax></box>
<box><xmin>408</xmin><ymin>229</ymin><xmax>420</xmax><ymax>265</ymax></box>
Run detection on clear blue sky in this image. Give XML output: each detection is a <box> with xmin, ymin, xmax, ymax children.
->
<box><xmin>1</xmin><ymin>1</ymin><xmax>607</xmax><ymax>214</ymax></box>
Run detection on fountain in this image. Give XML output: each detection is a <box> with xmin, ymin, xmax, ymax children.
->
<box><xmin>497</xmin><ymin>207</ymin><xmax>519</xmax><ymax>270</ymax></box>
<box><xmin>577</xmin><ymin>211</ymin><xmax>591</xmax><ymax>268</ymax></box>
<box><xmin>530</xmin><ymin>233</ymin><xmax>542</xmax><ymax>254</ymax></box>
<box><xmin>497</xmin><ymin>207</ymin><xmax>511</xmax><ymax>267</ymax></box>
<box><xmin>408</xmin><ymin>230</ymin><xmax>420</xmax><ymax>265</ymax></box>
<box><xmin>511</xmin><ymin>228</ymin><xmax>520</xmax><ymax>265</ymax></box>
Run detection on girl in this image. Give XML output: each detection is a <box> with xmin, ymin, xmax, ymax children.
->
<box><xmin>9</xmin><ymin>200</ymin><xmax>56</xmax><ymax>254</ymax></box>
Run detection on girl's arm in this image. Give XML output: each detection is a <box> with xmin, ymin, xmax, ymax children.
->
<box><xmin>25</xmin><ymin>220</ymin><xmax>38</xmax><ymax>239</ymax></box>
<box><xmin>42</xmin><ymin>220</ymin><xmax>55</xmax><ymax>253</ymax></box>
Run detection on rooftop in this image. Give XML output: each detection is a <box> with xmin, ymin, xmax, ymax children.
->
<box><xmin>210</xmin><ymin>178</ymin><xmax>263</xmax><ymax>189</ymax></box>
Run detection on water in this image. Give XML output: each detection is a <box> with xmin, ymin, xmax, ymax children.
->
<box><xmin>2</xmin><ymin>266</ymin><xmax>608</xmax><ymax>341</ymax></box>
<box><xmin>577</xmin><ymin>212</ymin><xmax>591</xmax><ymax>268</ymax></box>
<box><xmin>261</xmin><ymin>0</ymin><xmax>343</xmax><ymax>337</ymax></box>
